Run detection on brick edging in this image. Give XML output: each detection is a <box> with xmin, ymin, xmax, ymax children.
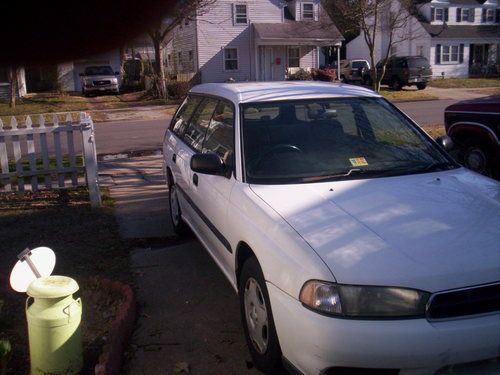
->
<box><xmin>94</xmin><ymin>279</ymin><xmax>137</xmax><ymax>375</ymax></box>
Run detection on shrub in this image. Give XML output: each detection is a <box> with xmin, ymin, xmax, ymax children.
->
<box><xmin>311</xmin><ymin>68</ymin><xmax>337</xmax><ymax>82</ymax></box>
<box><xmin>287</xmin><ymin>69</ymin><xmax>313</xmax><ymax>81</ymax></box>
<box><xmin>167</xmin><ymin>81</ymin><xmax>191</xmax><ymax>99</ymax></box>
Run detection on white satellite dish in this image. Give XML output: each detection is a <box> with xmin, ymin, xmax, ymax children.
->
<box><xmin>9</xmin><ymin>247</ymin><xmax>56</xmax><ymax>293</ymax></box>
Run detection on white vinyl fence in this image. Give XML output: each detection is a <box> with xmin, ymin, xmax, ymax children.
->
<box><xmin>0</xmin><ymin>112</ymin><xmax>101</xmax><ymax>207</ymax></box>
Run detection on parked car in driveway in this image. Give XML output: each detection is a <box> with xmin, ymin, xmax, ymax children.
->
<box><xmin>162</xmin><ymin>82</ymin><xmax>500</xmax><ymax>375</ymax></box>
<box><xmin>369</xmin><ymin>56</ymin><xmax>432</xmax><ymax>90</ymax></box>
<box><xmin>445</xmin><ymin>96</ymin><xmax>500</xmax><ymax>179</ymax></box>
<box><xmin>334</xmin><ymin>59</ymin><xmax>370</xmax><ymax>83</ymax></box>
<box><xmin>79</xmin><ymin>65</ymin><xmax>120</xmax><ymax>96</ymax></box>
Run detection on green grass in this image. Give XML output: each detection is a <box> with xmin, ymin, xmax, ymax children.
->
<box><xmin>429</xmin><ymin>78</ymin><xmax>500</xmax><ymax>89</ymax></box>
<box><xmin>379</xmin><ymin>88</ymin><xmax>438</xmax><ymax>102</ymax></box>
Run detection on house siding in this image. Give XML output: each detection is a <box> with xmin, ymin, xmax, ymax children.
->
<box><xmin>196</xmin><ymin>0</ymin><xmax>284</xmax><ymax>83</ymax></box>
<box><xmin>172</xmin><ymin>19</ymin><xmax>198</xmax><ymax>74</ymax></box>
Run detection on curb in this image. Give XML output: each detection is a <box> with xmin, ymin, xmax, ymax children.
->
<box><xmin>94</xmin><ymin>280</ymin><xmax>137</xmax><ymax>375</ymax></box>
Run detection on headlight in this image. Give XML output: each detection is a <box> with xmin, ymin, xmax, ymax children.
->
<box><xmin>84</xmin><ymin>79</ymin><xmax>93</xmax><ymax>86</ymax></box>
<box><xmin>111</xmin><ymin>77</ymin><xmax>118</xmax><ymax>83</ymax></box>
<box><xmin>299</xmin><ymin>280</ymin><xmax>430</xmax><ymax>318</ymax></box>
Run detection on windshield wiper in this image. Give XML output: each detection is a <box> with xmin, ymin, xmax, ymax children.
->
<box><xmin>420</xmin><ymin>161</ymin><xmax>456</xmax><ymax>172</ymax></box>
<box><xmin>302</xmin><ymin>168</ymin><xmax>365</xmax><ymax>182</ymax></box>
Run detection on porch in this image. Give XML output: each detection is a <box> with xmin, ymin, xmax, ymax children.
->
<box><xmin>469</xmin><ymin>43</ymin><xmax>500</xmax><ymax>77</ymax></box>
<box><xmin>252</xmin><ymin>22</ymin><xmax>342</xmax><ymax>81</ymax></box>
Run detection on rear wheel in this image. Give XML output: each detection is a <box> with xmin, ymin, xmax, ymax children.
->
<box><xmin>461</xmin><ymin>141</ymin><xmax>492</xmax><ymax>176</ymax></box>
<box><xmin>239</xmin><ymin>257</ymin><xmax>284</xmax><ymax>374</ymax></box>
<box><xmin>416</xmin><ymin>82</ymin><xmax>427</xmax><ymax>90</ymax></box>
<box><xmin>391</xmin><ymin>77</ymin><xmax>402</xmax><ymax>91</ymax></box>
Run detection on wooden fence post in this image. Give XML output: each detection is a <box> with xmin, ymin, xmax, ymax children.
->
<box><xmin>80</xmin><ymin>113</ymin><xmax>101</xmax><ymax>207</ymax></box>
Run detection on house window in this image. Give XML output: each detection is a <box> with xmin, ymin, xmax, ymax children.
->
<box><xmin>0</xmin><ymin>67</ymin><xmax>8</xmax><ymax>82</ymax></box>
<box><xmin>442</xmin><ymin>45</ymin><xmax>459</xmax><ymax>63</ymax></box>
<box><xmin>435</xmin><ymin>8</ymin><xmax>444</xmax><ymax>21</ymax></box>
<box><xmin>416</xmin><ymin>46</ymin><xmax>424</xmax><ymax>56</ymax></box>
<box><xmin>234</xmin><ymin>4</ymin><xmax>248</xmax><ymax>24</ymax></box>
<box><xmin>288</xmin><ymin>47</ymin><xmax>300</xmax><ymax>67</ymax></box>
<box><xmin>177</xmin><ymin>52</ymin><xmax>183</xmax><ymax>69</ymax></box>
<box><xmin>483</xmin><ymin>8</ymin><xmax>495</xmax><ymax>22</ymax></box>
<box><xmin>188</xmin><ymin>50</ymin><xmax>193</xmax><ymax>62</ymax></box>
<box><xmin>431</xmin><ymin>7</ymin><xmax>448</xmax><ymax>22</ymax></box>
<box><xmin>224</xmin><ymin>48</ymin><xmax>238</xmax><ymax>70</ymax></box>
<box><xmin>302</xmin><ymin>3</ymin><xmax>314</xmax><ymax>20</ymax></box>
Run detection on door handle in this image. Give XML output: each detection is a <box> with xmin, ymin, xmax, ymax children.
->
<box><xmin>193</xmin><ymin>173</ymin><xmax>198</xmax><ymax>186</ymax></box>
<box><xmin>172</xmin><ymin>154</ymin><xmax>177</xmax><ymax>163</ymax></box>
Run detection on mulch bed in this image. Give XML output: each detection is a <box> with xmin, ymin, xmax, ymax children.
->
<box><xmin>0</xmin><ymin>188</ymin><xmax>132</xmax><ymax>374</ymax></box>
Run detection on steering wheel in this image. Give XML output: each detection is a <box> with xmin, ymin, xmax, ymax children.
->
<box><xmin>250</xmin><ymin>144</ymin><xmax>303</xmax><ymax>172</ymax></box>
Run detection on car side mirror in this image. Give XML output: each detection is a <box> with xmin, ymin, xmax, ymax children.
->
<box><xmin>435</xmin><ymin>135</ymin><xmax>454</xmax><ymax>151</ymax></box>
<box><xmin>190</xmin><ymin>153</ymin><xmax>225</xmax><ymax>175</ymax></box>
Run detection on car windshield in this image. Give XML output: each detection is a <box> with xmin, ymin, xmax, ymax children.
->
<box><xmin>352</xmin><ymin>61</ymin><xmax>368</xmax><ymax>69</ymax></box>
<box><xmin>84</xmin><ymin>66</ymin><xmax>114</xmax><ymax>76</ymax></box>
<box><xmin>242</xmin><ymin>97</ymin><xmax>456</xmax><ymax>184</ymax></box>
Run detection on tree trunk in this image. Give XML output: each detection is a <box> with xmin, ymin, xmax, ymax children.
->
<box><xmin>8</xmin><ymin>66</ymin><xmax>17</xmax><ymax>108</ymax></box>
<box><xmin>153</xmin><ymin>37</ymin><xmax>167</xmax><ymax>100</ymax></box>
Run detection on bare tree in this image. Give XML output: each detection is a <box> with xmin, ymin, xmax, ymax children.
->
<box><xmin>8</xmin><ymin>66</ymin><xmax>19</xmax><ymax>108</ymax></box>
<box><xmin>147</xmin><ymin>0</ymin><xmax>215</xmax><ymax>99</ymax></box>
<box><xmin>324</xmin><ymin>0</ymin><xmax>422</xmax><ymax>92</ymax></box>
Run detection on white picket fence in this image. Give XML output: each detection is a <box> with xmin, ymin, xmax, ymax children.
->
<box><xmin>0</xmin><ymin>112</ymin><xmax>101</xmax><ymax>207</ymax></box>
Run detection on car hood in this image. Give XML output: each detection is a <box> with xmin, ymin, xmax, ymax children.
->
<box><xmin>250</xmin><ymin>168</ymin><xmax>500</xmax><ymax>292</ymax></box>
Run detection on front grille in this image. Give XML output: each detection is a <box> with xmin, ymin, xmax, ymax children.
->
<box><xmin>427</xmin><ymin>282</ymin><xmax>500</xmax><ymax>320</ymax></box>
<box><xmin>93</xmin><ymin>80</ymin><xmax>111</xmax><ymax>86</ymax></box>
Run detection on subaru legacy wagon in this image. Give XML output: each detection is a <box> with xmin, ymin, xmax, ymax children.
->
<box><xmin>162</xmin><ymin>82</ymin><xmax>500</xmax><ymax>375</ymax></box>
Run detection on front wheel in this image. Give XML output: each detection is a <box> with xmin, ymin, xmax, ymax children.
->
<box><xmin>239</xmin><ymin>257</ymin><xmax>284</xmax><ymax>374</ymax></box>
<box><xmin>461</xmin><ymin>141</ymin><xmax>492</xmax><ymax>176</ymax></box>
<box><xmin>168</xmin><ymin>182</ymin><xmax>189</xmax><ymax>236</ymax></box>
<box><xmin>416</xmin><ymin>82</ymin><xmax>427</xmax><ymax>90</ymax></box>
<box><xmin>391</xmin><ymin>77</ymin><xmax>402</xmax><ymax>91</ymax></box>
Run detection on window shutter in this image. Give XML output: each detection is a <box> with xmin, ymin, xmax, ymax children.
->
<box><xmin>459</xmin><ymin>44</ymin><xmax>464</xmax><ymax>63</ymax></box>
<box><xmin>496</xmin><ymin>9</ymin><xmax>500</xmax><ymax>23</ymax></box>
<box><xmin>444</xmin><ymin>8</ymin><xmax>449</xmax><ymax>21</ymax></box>
<box><xmin>436</xmin><ymin>44</ymin><xmax>441</xmax><ymax>64</ymax></box>
<box><xmin>470</xmin><ymin>9</ymin><xmax>475</xmax><ymax>22</ymax></box>
<box><xmin>431</xmin><ymin>7</ymin><xmax>435</xmax><ymax>21</ymax></box>
<box><xmin>456</xmin><ymin>8</ymin><xmax>461</xmax><ymax>22</ymax></box>
<box><xmin>482</xmin><ymin>8</ymin><xmax>486</xmax><ymax>22</ymax></box>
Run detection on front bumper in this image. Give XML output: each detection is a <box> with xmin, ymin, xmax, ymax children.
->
<box><xmin>84</xmin><ymin>84</ymin><xmax>119</xmax><ymax>93</ymax></box>
<box><xmin>267</xmin><ymin>283</ymin><xmax>500</xmax><ymax>375</ymax></box>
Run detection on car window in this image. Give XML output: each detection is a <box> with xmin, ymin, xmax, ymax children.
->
<box><xmin>242</xmin><ymin>97</ymin><xmax>453</xmax><ymax>184</ymax></box>
<box><xmin>202</xmin><ymin>100</ymin><xmax>235</xmax><ymax>166</ymax></box>
<box><xmin>171</xmin><ymin>95</ymin><xmax>203</xmax><ymax>136</ymax></box>
<box><xmin>184</xmin><ymin>97</ymin><xmax>219</xmax><ymax>151</ymax></box>
<box><xmin>352</xmin><ymin>61</ymin><xmax>367</xmax><ymax>70</ymax></box>
<box><xmin>84</xmin><ymin>66</ymin><xmax>114</xmax><ymax>75</ymax></box>
<box><xmin>408</xmin><ymin>58</ymin><xmax>429</xmax><ymax>68</ymax></box>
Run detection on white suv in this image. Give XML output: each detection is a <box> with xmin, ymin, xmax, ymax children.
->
<box><xmin>162</xmin><ymin>82</ymin><xmax>500</xmax><ymax>375</ymax></box>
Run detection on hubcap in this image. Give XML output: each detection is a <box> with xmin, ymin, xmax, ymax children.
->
<box><xmin>170</xmin><ymin>185</ymin><xmax>180</xmax><ymax>226</ymax></box>
<box><xmin>465</xmin><ymin>148</ymin><xmax>487</xmax><ymax>174</ymax></box>
<box><xmin>244</xmin><ymin>278</ymin><xmax>269</xmax><ymax>354</ymax></box>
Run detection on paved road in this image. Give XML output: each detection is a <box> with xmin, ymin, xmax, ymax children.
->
<box><xmin>93</xmin><ymin>99</ymin><xmax>456</xmax><ymax>155</ymax></box>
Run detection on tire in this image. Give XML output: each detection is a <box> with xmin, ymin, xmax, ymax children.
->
<box><xmin>391</xmin><ymin>77</ymin><xmax>402</xmax><ymax>91</ymax></box>
<box><xmin>168</xmin><ymin>181</ymin><xmax>189</xmax><ymax>236</ymax></box>
<box><xmin>416</xmin><ymin>82</ymin><xmax>427</xmax><ymax>90</ymax></box>
<box><xmin>239</xmin><ymin>257</ymin><xmax>285</xmax><ymax>375</ymax></box>
<box><xmin>363</xmin><ymin>75</ymin><xmax>372</xmax><ymax>86</ymax></box>
<box><xmin>461</xmin><ymin>140</ymin><xmax>493</xmax><ymax>176</ymax></box>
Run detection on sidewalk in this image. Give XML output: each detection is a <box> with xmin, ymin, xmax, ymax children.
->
<box><xmin>425</xmin><ymin>86</ymin><xmax>499</xmax><ymax>101</ymax></box>
<box><xmin>99</xmin><ymin>155</ymin><xmax>256</xmax><ymax>374</ymax></box>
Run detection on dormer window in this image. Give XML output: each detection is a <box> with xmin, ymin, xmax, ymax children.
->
<box><xmin>234</xmin><ymin>4</ymin><xmax>248</xmax><ymax>25</ymax></box>
<box><xmin>457</xmin><ymin>8</ymin><xmax>474</xmax><ymax>22</ymax></box>
<box><xmin>431</xmin><ymin>7</ymin><xmax>449</xmax><ymax>22</ymax></box>
<box><xmin>302</xmin><ymin>3</ymin><xmax>314</xmax><ymax>21</ymax></box>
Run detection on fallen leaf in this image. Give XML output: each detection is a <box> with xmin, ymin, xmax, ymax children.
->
<box><xmin>173</xmin><ymin>361</ymin><xmax>190</xmax><ymax>373</ymax></box>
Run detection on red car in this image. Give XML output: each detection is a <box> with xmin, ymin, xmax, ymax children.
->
<box><xmin>445</xmin><ymin>96</ymin><xmax>500</xmax><ymax>178</ymax></box>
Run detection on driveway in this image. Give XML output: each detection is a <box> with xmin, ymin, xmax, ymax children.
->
<box><xmin>99</xmin><ymin>155</ymin><xmax>257</xmax><ymax>374</ymax></box>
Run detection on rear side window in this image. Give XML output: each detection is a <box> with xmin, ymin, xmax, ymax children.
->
<box><xmin>351</xmin><ymin>61</ymin><xmax>368</xmax><ymax>70</ymax></box>
<box><xmin>171</xmin><ymin>95</ymin><xmax>203</xmax><ymax>135</ymax></box>
<box><xmin>202</xmin><ymin>101</ymin><xmax>235</xmax><ymax>164</ymax></box>
<box><xmin>184</xmin><ymin>97</ymin><xmax>219</xmax><ymax>151</ymax></box>
<box><xmin>408</xmin><ymin>58</ymin><xmax>429</xmax><ymax>68</ymax></box>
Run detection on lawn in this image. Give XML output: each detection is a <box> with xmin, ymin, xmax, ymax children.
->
<box><xmin>0</xmin><ymin>188</ymin><xmax>129</xmax><ymax>374</ymax></box>
<box><xmin>0</xmin><ymin>92</ymin><xmax>168</xmax><ymax>123</ymax></box>
<box><xmin>379</xmin><ymin>88</ymin><xmax>438</xmax><ymax>102</ymax></box>
<box><xmin>429</xmin><ymin>78</ymin><xmax>500</xmax><ymax>89</ymax></box>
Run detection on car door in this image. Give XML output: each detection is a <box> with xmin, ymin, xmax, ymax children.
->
<box><xmin>165</xmin><ymin>94</ymin><xmax>203</xmax><ymax>224</ymax></box>
<box><xmin>189</xmin><ymin>99</ymin><xmax>237</xmax><ymax>280</ymax></box>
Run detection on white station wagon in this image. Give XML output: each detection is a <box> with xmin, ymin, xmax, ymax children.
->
<box><xmin>162</xmin><ymin>82</ymin><xmax>500</xmax><ymax>375</ymax></box>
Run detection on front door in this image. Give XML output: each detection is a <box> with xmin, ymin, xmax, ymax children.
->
<box><xmin>260</xmin><ymin>46</ymin><xmax>274</xmax><ymax>81</ymax></box>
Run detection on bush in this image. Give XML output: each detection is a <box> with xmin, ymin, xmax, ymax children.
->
<box><xmin>287</xmin><ymin>69</ymin><xmax>313</xmax><ymax>80</ymax></box>
<box><xmin>311</xmin><ymin>68</ymin><xmax>337</xmax><ymax>82</ymax></box>
<box><xmin>167</xmin><ymin>81</ymin><xmax>191</xmax><ymax>99</ymax></box>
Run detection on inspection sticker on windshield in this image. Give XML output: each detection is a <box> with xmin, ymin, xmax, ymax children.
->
<box><xmin>349</xmin><ymin>157</ymin><xmax>368</xmax><ymax>167</ymax></box>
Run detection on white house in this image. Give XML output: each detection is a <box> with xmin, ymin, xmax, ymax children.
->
<box><xmin>165</xmin><ymin>0</ymin><xmax>343</xmax><ymax>83</ymax></box>
<box><xmin>346</xmin><ymin>0</ymin><xmax>500</xmax><ymax>78</ymax></box>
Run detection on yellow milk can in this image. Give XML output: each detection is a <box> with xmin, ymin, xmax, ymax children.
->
<box><xmin>26</xmin><ymin>275</ymin><xmax>83</xmax><ymax>375</ymax></box>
